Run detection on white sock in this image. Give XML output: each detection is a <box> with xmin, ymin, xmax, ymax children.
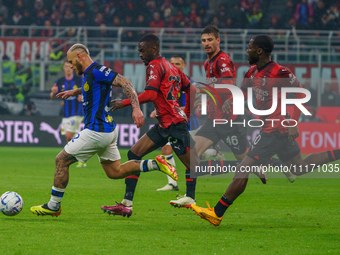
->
<box><xmin>47</xmin><ymin>186</ymin><xmax>65</xmax><ymax>210</ymax></box>
<box><xmin>140</xmin><ymin>160</ymin><xmax>158</xmax><ymax>172</ymax></box>
<box><xmin>121</xmin><ymin>199</ymin><xmax>133</xmax><ymax>207</ymax></box>
<box><xmin>164</xmin><ymin>154</ymin><xmax>177</xmax><ymax>186</ymax></box>
<box><xmin>201</xmin><ymin>148</ymin><xmax>217</xmax><ymax>160</ymax></box>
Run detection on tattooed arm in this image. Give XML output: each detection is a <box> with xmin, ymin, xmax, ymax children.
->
<box><xmin>112</xmin><ymin>74</ymin><xmax>140</xmax><ymax>110</ymax></box>
<box><xmin>112</xmin><ymin>74</ymin><xmax>144</xmax><ymax>127</ymax></box>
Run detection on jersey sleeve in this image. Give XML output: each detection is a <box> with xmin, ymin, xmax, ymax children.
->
<box><xmin>277</xmin><ymin>67</ymin><xmax>301</xmax><ymax>88</ymax></box>
<box><xmin>277</xmin><ymin>67</ymin><xmax>304</xmax><ymax>122</ymax></box>
<box><xmin>93</xmin><ymin>66</ymin><xmax>118</xmax><ymax>86</ymax></box>
<box><xmin>145</xmin><ymin>62</ymin><xmax>163</xmax><ymax>92</ymax></box>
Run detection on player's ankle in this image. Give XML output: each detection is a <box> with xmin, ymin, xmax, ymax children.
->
<box><xmin>140</xmin><ymin>160</ymin><xmax>158</xmax><ymax>172</ymax></box>
<box><xmin>47</xmin><ymin>201</ymin><xmax>61</xmax><ymax>211</ymax></box>
<box><xmin>122</xmin><ymin>199</ymin><xmax>133</xmax><ymax>207</ymax></box>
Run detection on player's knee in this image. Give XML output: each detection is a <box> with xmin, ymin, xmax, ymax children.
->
<box><xmin>235</xmin><ymin>152</ymin><xmax>247</xmax><ymax>161</ymax></box>
<box><xmin>128</xmin><ymin>150</ymin><xmax>142</xmax><ymax>160</ymax></box>
<box><xmin>101</xmin><ymin>161</ymin><xmax>122</xmax><ymax>179</ymax></box>
<box><xmin>65</xmin><ymin>133</ymin><xmax>73</xmax><ymax>142</ymax></box>
<box><xmin>55</xmin><ymin>153</ymin><xmax>70</xmax><ymax>168</ymax></box>
<box><xmin>55</xmin><ymin>155</ymin><xmax>59</xmax><ymax>165</ymax></box>
<box><xmin>105</xmin><ymin>166</ymin><xmax>122</xmax><ymax>179</ymax></box>
<box><xmin>233</xmin><ymin>167</ymin><xmax>250</xmax><ymax>179</ymax></box>
<box><xmin>106</xmin><ymin>173</ymin><xmax>120</xmax><ymax>179</ymax></box>
<box><xmin>162</xmin><ymin>145</ymin><xmax>173</xmax><ymax>155</ymax></box>
<box><xmin>55</xmin><ymin>151</ymin><xmax>64</xmax><ymax>165</ymax></box>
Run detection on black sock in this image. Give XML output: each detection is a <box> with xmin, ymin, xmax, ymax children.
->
<box><xmin>214</xmin><ymin>195</ymin><xmax>232</xmax><ymax>217</ymax></box>
<box><xmin>124</xmin><ymin>151</ymin><xmax>142</xmax><ymax>201</ymax></box>
<box><xmin>327</xmin><ymin>149</ymin><xmax>340</xmax><ymax>162</ymax></box>
<box><xmin>124</xmin><ymin>174</ymin><xmax>140</xmax><ymax>201</ymax></box>
<box><xmin>185</xmin><ymin>168</ymin><xmax>196</xmax><ymax>199</ymax></box>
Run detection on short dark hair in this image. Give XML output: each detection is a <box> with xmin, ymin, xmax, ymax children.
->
<box><xmin>171</xmin><ymin>55</ymin><xmax>185</xmax><ymax>62</ymax></box>
<box><xmin>201</xmin><ymin>25</ymin><xmax>220</xmax><ymax>39</ymax></box>
<box><xmin>252</xmin><ymin>35</ymin><xmax>274</xmax><ymax>53</ymax></box>
<box><xmin>139</xmin><ymin>34</ymin><xmax>160</xmax><ymax>49</ymax></box>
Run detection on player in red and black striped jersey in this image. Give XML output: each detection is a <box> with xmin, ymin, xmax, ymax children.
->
<box><xmin>170</xmin><ymin>25</ymin><xmax>250</xmax><ymax>208</ymax></box>
<box><xmin>192</xmin><ymin>35</ymin><xmax>340</xmax><ymax>226</ymax></box>
<box><xmin>203</xmin><ymin>42</ymin><xmax>236</xmax><ymax>121</ymax></box>
<box><xmin>196</xmin><ymin>25</ymin><xmax>247</xmax><ymax>153</ymax></box>
<box><xmin>156</xmin><ymin>55</ymin><xmax>202</xmax><ymax>192</ymax></box>
<box><xmin>241</xmin><ymin>61</ymin><xmax>303</xmax><ymax>133</ymax></box>
<box><xmin>103</xmin><ymin>34</ymin><xmax>199</xmax><ymax>216</ymax></box>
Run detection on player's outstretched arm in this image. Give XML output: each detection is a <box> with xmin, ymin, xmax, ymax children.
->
<box><xmin>56</xmin><ymin>88</ymin><xmax>82</xmax><ymax>99</ymax></box>
<box><xmin>50</xmin><ymin>84</ymin><xmax>58</xmax><ymax>99</ymax></box>
<box><xmin>111</xmin><ymin>74</ymin><xmax>144</xmax><ymax>127</ymax></box>
<box><xmin>111</xmin><ymin>74</ymin><xmax>139</xmax><ymax>110</ymax></box>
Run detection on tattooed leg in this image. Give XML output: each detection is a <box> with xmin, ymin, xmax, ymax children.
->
<box><xmin>54</xmin><ymin>149</ymin><xmax>78</xmax><ymax>189</ymax></box>
<box><xmin>101</xmin><ymin>159</ymin><xmax>140</xmax><ymax>179</ymax></box>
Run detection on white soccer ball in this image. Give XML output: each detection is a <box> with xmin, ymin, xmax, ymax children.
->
<box><xmin>0</xmin><ymin>191</ymin><xmax>24</xmax><ymax>216</ymax></box>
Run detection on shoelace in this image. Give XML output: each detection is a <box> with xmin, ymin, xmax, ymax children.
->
<box><xmin>205</xmin><ymin>201</ymin><xmax>214</xmax><ymax>211</ymax></box>
<box><xmin>176</xmin><ymin>193</ymin><xmax>188</xmax><ymax>199</ymax></box>
<box><xmin>116</xmin><ymin>202</ymin><xmax>132</xmax><ymax>209</ymax></box>
<box><xmin>161</xmin><ymin>155</ymin><xmax>174</xmax><ymax>168</ymax></box>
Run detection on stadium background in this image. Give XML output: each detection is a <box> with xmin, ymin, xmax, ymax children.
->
<box><xmin>0</xmin><ymin>0</ymin><xmax>340</xmax><ymax>154</ymax></box>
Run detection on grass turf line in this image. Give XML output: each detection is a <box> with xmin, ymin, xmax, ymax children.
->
<box><xmin>0</xmin><ymin>147</ymin><xmax>339</xmax><ymax>255</ymax></box>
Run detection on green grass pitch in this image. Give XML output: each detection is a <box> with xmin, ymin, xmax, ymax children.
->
<box><xmin>0</xmin><ymin>147</ymin><xmax>339</xmax><ymax>255</ymax></box>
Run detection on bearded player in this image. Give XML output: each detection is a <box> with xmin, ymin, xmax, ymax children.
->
<box><xmin>169</xmin><ymin>25</ymin><xmax>252</xmax><ymax>208</ymax></box>
<box><xmin>191</xmin><ymin>35</ymin><xmax>340</xmax><ymax>226</ymax></box>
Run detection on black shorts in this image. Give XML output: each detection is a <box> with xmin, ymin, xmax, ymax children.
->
<box><xmin>247</xmin><ymin>131</ymin><xmax>301</xmax><ymax>163</ymax></box>
<box><xmin>146</xmin><ymin>122</ymin><xmax>194</xmax><ymax>156</ymax></box>
<box><xmin>195</xmin><ymin>116</ymin><xmax>248</xmax><ymax>155</ymax></box>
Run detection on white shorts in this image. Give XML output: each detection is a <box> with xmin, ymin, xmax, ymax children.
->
<box><xmin>61</xmin><ymin>116</ymin><xmax>84</xmax><ymax>135</ymax></box>
<box><xmin>64</xmin><ymin>128</ymin><xmax>121</xmax><ymax>163</ymax></box>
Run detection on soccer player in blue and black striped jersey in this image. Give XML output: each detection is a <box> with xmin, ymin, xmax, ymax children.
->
<box><xmin>30</xmin><ymin>43</ymin><xmax>178</xmax><ymax>217</ymax></box>
<box><xmin>51</xmin><ymin>61</ymin><xmax>83</xmax><ymax>143</ymax></box>
<box><xmin>51</xmin><ymin>61</ymin><xmax>86</xmax><ymax>167</ymax></box>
